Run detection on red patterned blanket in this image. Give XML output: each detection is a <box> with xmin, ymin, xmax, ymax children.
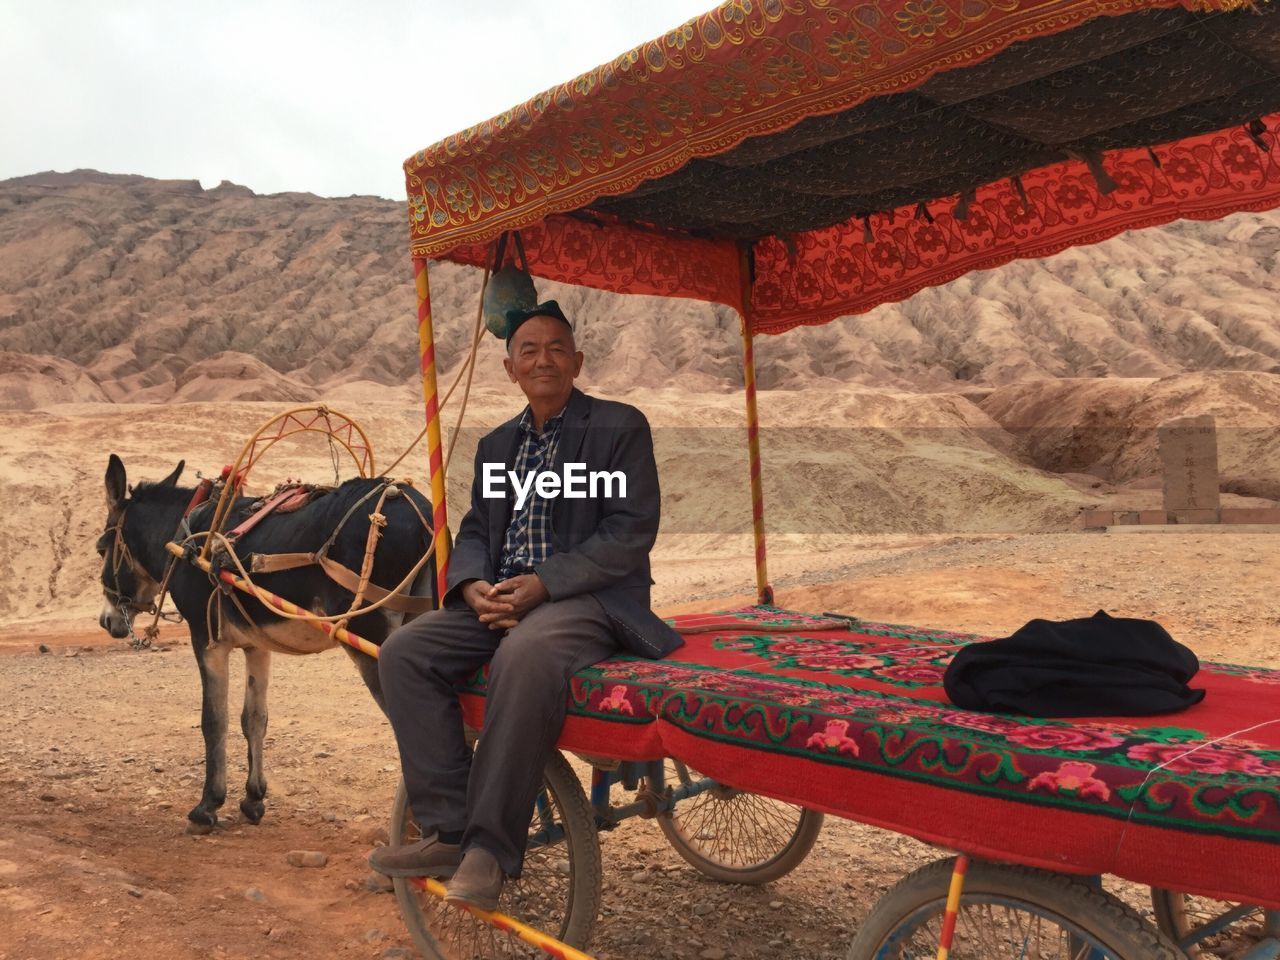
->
<box><xmin>457</xmin><ymin>605</ymin><xmax>1280</xmax><ymax>907</ymax></box>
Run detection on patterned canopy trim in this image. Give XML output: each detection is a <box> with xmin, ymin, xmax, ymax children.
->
<box><xmin>749</xmin><ymin>113</ymin><xmax>1280</xmax><ymax>333</ymax></box>
<box><xmin>424</xmin><ymin>211</ymin><xmax>745</xmax><ymax>311</ymax></box>
<box><xmin>426</xmin><ymin>115</ymin><xmax>1280</xmax><ymax>333</ymax></box>
<box><xmin>405</xmin><ymin>0</ymin><xmax>1246</xmax><ymax>259</ymax></box>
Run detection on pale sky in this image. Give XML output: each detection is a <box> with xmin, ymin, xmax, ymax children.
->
<box><xmin>4</xmin><ymin>0</ymin><xmax>715</xmax><ymax>200</ymax></box>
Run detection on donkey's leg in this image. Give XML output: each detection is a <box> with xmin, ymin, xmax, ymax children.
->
<box><xmin>190</xmin><ymin>633</ymin><xmax>231</xmax><ymax>832</ymax></box>
<box><xmin>239</xmin><ymin>645</ymin><xmax>271</xmax><ymax>824</ymax></box>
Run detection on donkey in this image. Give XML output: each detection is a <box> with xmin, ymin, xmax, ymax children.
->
<box><xmin>97</xmin><ymin>454</ymin><xmax>435</xmax><ymax>832</ymax></box>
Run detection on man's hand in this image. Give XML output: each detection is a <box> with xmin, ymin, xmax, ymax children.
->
<box><xmin>462</xmin><ymin>580</ymin><xmax>516</xmax><ymax>629</ymax></box>
<box><xmin>485</xmin><ymin>573</ymin><xmax>550</xmax><ymax>631</ymax></box>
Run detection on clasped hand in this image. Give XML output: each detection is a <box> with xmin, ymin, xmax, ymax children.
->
<box><xmin>463</xmin><ymin>574</ymin><xmax>549</xmax><ymax>630</ymax></box>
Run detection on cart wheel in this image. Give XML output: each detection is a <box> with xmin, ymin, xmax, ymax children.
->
<box><xmin>389</xmin><ymin>750</ymin><xmax>602</xmax><ymax>958</ymax></box>
<box><xmin>656</xmin><ymin>758</ymin><xmax>823</xmax><ymax>884</ymax></box>
<box><xmin>847</xmin><ymin>858</ymin><xmax>1183</xmax><ymax>960</ymax></box>
<box><xmin>1151</xmin><ymin>888</ymin><xmax>1269</xmax><ymax>958</ymax></box>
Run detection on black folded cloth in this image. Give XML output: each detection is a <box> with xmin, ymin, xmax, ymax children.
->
<box><xmin>943</xmin><ymin>610</ymin><xmax>1205</xmax><ymax>717</ymax></box>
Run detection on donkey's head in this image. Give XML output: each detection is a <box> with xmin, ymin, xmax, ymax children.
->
<box><xmin>98</xmin><ymin>453</ymin><xmax>184</xmax><ymax>639</ymax></box>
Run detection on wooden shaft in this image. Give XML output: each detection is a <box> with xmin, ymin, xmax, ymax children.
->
<box><xmin>413</xmin><ymin>877</ymin><xmax>597</xmax><ymax>960</ymax></box>
<box><xmin>738</xmin><ymin>244</ymin><xmax>771</xmax><ymax>605</ymax></box>
<box><xmin>413</xmin><ymin>258</ymin><xmax>450</xmax><ymax>602</ymax></box>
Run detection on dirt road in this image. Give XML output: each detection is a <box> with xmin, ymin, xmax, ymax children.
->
<box><xmin>2</xmin><ymin>532</ymin><xmax>1276</xmax><ymax>960</ymax></box>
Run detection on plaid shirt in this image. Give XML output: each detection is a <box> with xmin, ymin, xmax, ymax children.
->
<box><xmin>497</xmin><ymin>405</ymin><xmax>565</xmax><ymax>581</ymax></box>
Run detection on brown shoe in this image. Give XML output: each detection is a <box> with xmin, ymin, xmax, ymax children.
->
<box><xmin>443</xmin><ymin>847</ymin><xmax>505</xmax><ymax>911</ymax></box>
<box><xmin>368</xmin><ymin>834</ymin><xmax>462</xmax><ymax>878</ymax></box>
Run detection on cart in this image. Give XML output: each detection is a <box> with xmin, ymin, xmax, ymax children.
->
<box><xmin>379</xmin><ymin>0</ymin><xmax>1280</xmax><ymax>955</ymax></box>
<box><xmin>376</xmin><ymin>606</ymin><xmax>1279</xmax><ymax>959</ymax></box>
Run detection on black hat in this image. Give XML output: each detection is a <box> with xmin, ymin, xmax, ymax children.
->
<box><xmin>504</xmin><ymin>300</ymin><xmax>573</xmax><ymax>344</ymax></box>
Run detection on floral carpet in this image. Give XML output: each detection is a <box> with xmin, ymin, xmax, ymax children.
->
<box><xmin>458</xmin><ymin>605</ymin><xmax>1280</xmax><ymax>907</ymax></box>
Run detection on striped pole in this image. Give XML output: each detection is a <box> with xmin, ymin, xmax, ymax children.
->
<box><xmin>413</xmin><ymin>878</ymin><xmax>596</xmax><ymax>960</ymax></box>
<box><xmin>413</xmin><ymin>257</ymin><xmax>450</xmax><ymax>602</ymax></box>
<box><xmin>738</xmin><ymin>244</ymin><xmax>772</xmax><ymax>606</ymax></box>
<box><xmin>936</xmin><ymin>855</ymin><xmax>970</xmax><ymax>960</ymax></box>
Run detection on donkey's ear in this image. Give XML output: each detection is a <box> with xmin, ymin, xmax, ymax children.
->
<box><xmin>105</xmin><ymin>454</ymin><xmax>127</xmax><ymax>508</ymax></box>
<box><xmin>159</xmin><ymin>460</ymin><xmax>185</xmax><ymax>487</ymax></box>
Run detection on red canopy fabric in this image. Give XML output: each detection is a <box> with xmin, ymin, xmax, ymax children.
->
<box><xmin>405</xmin><ymin>0</ymin><xmax>1275</xmax><ymax>332</ymax></box>
<box><xmin>749</xmin><ymin>118</ymin><xmax>1280</xmax><ymax>333</ymax></box>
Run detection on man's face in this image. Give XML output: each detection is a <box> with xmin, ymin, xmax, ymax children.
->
<box><xmin>503</xmin><ymin>315</ymin><xmax>583</xmax><ymax>405</ymax></box>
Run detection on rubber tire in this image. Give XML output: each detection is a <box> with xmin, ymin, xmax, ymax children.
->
<box><xmin>389</xmin><ymin>750</ymin><xmax>602</xmax><ymax>958</ymax></box>
<box><xmin>1150</xmin><ymin>887</ymin><xmax>1264</xmax><ymax>957</ymax></box>
<box><xmin>657</xmin><ymin>759</ymin><xmax>824</xmax><ymax>884</ymax></box>
<box><xmin>847</xmin><ymin>858</ymin><xmax>1185</xmax><ymax>960</ymax></box>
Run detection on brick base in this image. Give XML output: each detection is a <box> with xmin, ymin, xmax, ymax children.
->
<box><xmin>1081</xmin><ymin>507</ymin><xmax>1280</xmax><ymax>528</ymax></box>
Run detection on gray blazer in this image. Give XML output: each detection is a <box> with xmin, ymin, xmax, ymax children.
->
<box><xmin>443</xmin><ymin>387</ymin><xmax>683</xmax><ymax>659</ymax></box>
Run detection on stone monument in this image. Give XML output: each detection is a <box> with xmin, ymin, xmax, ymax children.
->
<box><xmin>1158</xmin><ymin>414</ymin><xmax>1220</xmax><ymax>522</ymax></box>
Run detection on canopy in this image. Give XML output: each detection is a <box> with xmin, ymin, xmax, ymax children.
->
<box><xmin>402</xmin><ymin>0</ymin><xmax>1280</xmax><ymax>605</ymax></box>
<box><xmin>404</xmin><ymin>0</ymin><xmax>1280</xmax><ymax>334</ymax></box>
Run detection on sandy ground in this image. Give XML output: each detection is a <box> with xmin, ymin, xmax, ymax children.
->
<box><xmin>1</xmin><ymin>384</ymin><xmax>1276</xmax><ymax>959</ymax></box>
<box><xmin>3</xmin><ymin>175</ymin><xmax>1278</xmax><ymax>958</ymax></box>
<box><xmin>3</xmin><ymin>530</ymin><xmax>1277</xmax><ymax>960</ymax></box>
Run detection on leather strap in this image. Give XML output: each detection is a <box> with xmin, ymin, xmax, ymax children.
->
<box><xmin>317</xmin><ymin>555</ymin><xmax>435</xmax><ymax>614</ymax></box>
<box><xmin>247</xmin><ymin>551</ymin><xmax>435</xmax><ymax>614</ymax></box>
<box><xmin>249</xmin><ymin>552</ymin><xmax>316</xmax><ymax>573</ymax></box>
<box><xmin>228</xmin><ymin>484</ymin><xmax>308</xmax><ymax>542</ymax></box>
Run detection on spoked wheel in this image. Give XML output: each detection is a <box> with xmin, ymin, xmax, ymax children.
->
<box><xmin>1151</xmin><ymin>888</ymin><xmax>1272</xmax><ymax>958</ymax></box>
<box><xmin>389</xmin><ymin>750</ymin><xmax>602</xmax><ymax>959</ymax></box>
<box><xmin>847</xmin><ymin>858</ymin><xmax>1183</xmax><ymax>960</ymax></box>
<box><xmin>656</xmin><ymin>758</ymin><xmax>823</xmax><ymax>884</ymax></box>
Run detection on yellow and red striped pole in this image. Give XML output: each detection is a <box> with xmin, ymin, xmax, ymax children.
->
<box><xmin>738</xmin><ymin>244</ymin><xmax>772</xmax><ymax>606</ymax></box>
<box><xmin>413</xmin><ymin>257</ymin><xmax>450</xmax><ymax>602</ymax></box>
<box><xmin>936</xmin><ymin>855</ymin><xmax>970</xmax><ymax>960</ymax></box>
<box><xmin>413</xmin><ymin>878</ymin><xmax>595</xmax><ymax>960</ymax></box>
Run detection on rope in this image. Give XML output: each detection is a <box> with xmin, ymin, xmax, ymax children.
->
<box><xmin>135</xmin><ymin>550</ymin><xmax>181</xmax><ymax>649</ymax></box>
<box><xmin>171</xmin><ymin>257</ymin><xmax>497</xmax><ymax>631</ymax></box>
<box><xmin>210</xmin><ymin>581</ymin><xmax>279</xmax><ymax>653</ymax></box>
<box><xmin>334</xmin><ymin>485</ymin><xmax>393</xmax><ymax>633</ymax></box>
<box><xmin>381</xmin><ymin>264</ymin><xmax>490</xmax><ymax>479</ymax></box>
<box><xmin>442</xmin><ymin>267</ymin><xmax>488</xmax><ymax>480</ymax></box>
<box><xmin>187</xmin><ymin>521</ymin><xmax>439</xmax><ymax>625</ymax></box>
<box><xmin>326</xmin><ymin>430</ymin><xmax>342</xmax><ymax>485</ymax></box>
<box><xmin>317</xmin><ymin>482</ymin><xmax>395</xmax><ymax>559</ymax></box>
<box><xmin>206</xmin><ymin>585</ymin><xmax>221</xmax><ymax>645</ymax></box>
<box><xmin>302</xmin><ymin>265</ymin><xmax>487</xmax><ymax>619</ymax></box>
<box><xmin>171</xmin><ymin>469</ymin><xmax>439</xmax><ymax>631</ymax></box>
<box><xmin>104</xmin><ymin>509</ymin><xmax>169</xmax><ymax>650</ymax></box>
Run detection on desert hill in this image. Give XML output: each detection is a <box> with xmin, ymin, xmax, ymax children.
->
<box><xmin>3</xmin><ymin>372</ymin><xmax>1277</xmax><ymax>631</ymax></box>
<box><xmin>2</xmin><ymin>170</ymin><xmax>1280</xmax><ymax>407</ymax></box>
<box><xmin>0</xmin><ymin>169</ymin><xmax>1277</xmax><ymax>632</ymax></box>
<box><xmin>1</xmin><ymin>171</ymin><xmax>1278</xmax><ymax>960</ymax></box>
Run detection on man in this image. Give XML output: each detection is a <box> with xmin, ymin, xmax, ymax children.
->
<box><xmin>370</xmin><ymin>300</ymin><xmax>682</xmax><ymax>911</ymax></box>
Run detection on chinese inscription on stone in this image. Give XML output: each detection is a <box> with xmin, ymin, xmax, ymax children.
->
<box><xmin>1159</xmin><ymin>415</ymin><xmax>1220</xmax><ymax>514</ymax></box>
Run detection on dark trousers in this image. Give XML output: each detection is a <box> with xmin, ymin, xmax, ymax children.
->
<box><xmin>378</xmin><ymin>594</ymin><xmax>618</xmax><ymax>877</ymax></box>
